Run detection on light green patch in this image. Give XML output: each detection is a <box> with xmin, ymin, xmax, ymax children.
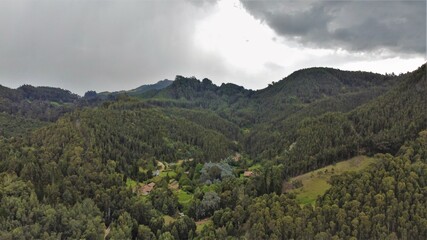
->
<box><xmin>175</xmin><ymin>189</ymin><xmax>193</xmax><ymax>207</ymax></box>
<box><xmin>249</xmin><ymin>163</ymin><xmax>262</xmax><ymax>171</ymax></box>
<box><xmin>160</xmin><ymin>170</ymin><xmax>177</xmax><ymax>179</ymax></box>
<box><xmin>196</xmin><ymin>219</ymin><xmax>213</xmax><ymax>233</ymax></box>
<box><xmin>126</xmin><ymin>178</ymin><xmax>138</xmax><ymax>189</ymax></box>
<box><xmin>49</xmin><ymin>101</ymin><xmax>61</xmax><ymax>106</ymax></box>
<box><xmin>293</xmin><ymin>176</ymin><xmax>331</xmax><ymax>205</ymax></box>
<box><xmin>176</xmin><ymin>160</ymin><xmax>184</xmax><ymax>166</ymax></box>
<box><xmin>287</xmin><ymin>156</ymin><xmax>378</xmax><ymax>205</ymax></box>
<box><xmin>150</xmin><ymin>176</ymin><xmax>163</xmax><ymax>183</ymax></box>
<box><xmin>200</xmin><ymin>184</ymin><xmax>220</xmax><ymax>193</ymax></box>
<box><xmin>163</xmin><ymin>215</ymin><xmax>176</xmax><ymax>225</ymax></box>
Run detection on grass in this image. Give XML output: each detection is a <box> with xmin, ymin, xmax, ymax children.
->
<box><xmin>175</xmin><ymin>189</ymin><xmax>193</xmax><ymax>207</ymax></box>
<box><xmin>196</xmin><ymin>218</ymin><xmax>213</xmax><ymax>233</ymax></box>
<box><xmin>287</xmin><ymin>155</ymin><xmax>378</xmax><ymax>205</ymax></box>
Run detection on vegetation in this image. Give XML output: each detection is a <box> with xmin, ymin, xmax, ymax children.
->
<box><xmin>0</xmin><ymin>64</ymin><xmax>425</xmax><ymax>239</ymax></box>
<box><xmin>286</xmin><ymin>156</ymin><xmax>378</xmax><ymax>205</ymax></box>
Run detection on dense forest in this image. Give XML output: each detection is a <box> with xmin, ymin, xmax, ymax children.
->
<box><xmin>0</xmin><ymin>64</ymin><xmax>425</xmax><ymax>239</ymax></box>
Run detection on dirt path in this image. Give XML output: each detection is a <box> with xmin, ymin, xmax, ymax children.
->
<box><xmin>195</xmin><ymin>217</ymin><xmax>211</xmax><ymax>226</ymax></box>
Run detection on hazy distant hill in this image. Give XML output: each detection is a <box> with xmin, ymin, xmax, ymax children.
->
<box><xmin>127</xmin><ymin>79</ymin><xmax>173</xmax><ymax>95</ymax></box>
<box><xmin>98</xmin><ymin>79</ymin><xmax>173</xmax><ymax>97</ymax></box>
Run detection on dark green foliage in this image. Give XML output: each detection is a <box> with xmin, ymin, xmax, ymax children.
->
<box><xmin>206</xmin><ymin>130</ymin><xmax>427</xmax><ymax>239</ymax></box>
<box><xmin>18</xmin><ymin>85</ymin><xmax>79</xmax><ymax>102</ymax></box>
<box><xmin>0</xmin><ymin>173</ymin><xmax>104</xmax><ymax>239</ymax></box>
<box><xmin>188</xmin><ymin>191</ymin><xmax>221</xmax><ymax>220</ymax></box>
<box><xmin>199</xmin><ymin>162</ymin><xmax>234</xmax><ymax>183</ymax></box>
<box><xmin>0</xmin><ymin>112</ymin><xmax>46</xmax><ymax>137</ymax></box>
<box><xmin>277</xmin><ymin>64</ymin><xmax>426</xmax><ymax>178</ymax></box>
<box><xmin>285</xmin><ymin>112</ymin><xmax>360</xmax><ymax>174</ymax></box>
<box><xmin>0</xmin><ymin>84</ymin><xmax>79</xmax><ymax>129</ymax></box>
<box><xmin>0</xmin><ymin>64</ymin><xmax>425</xmax><ymax>239</ymax></box>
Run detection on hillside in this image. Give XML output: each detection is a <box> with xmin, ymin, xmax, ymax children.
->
<box><xmin>284</xmin><ymin>155</ymin><xmax>378</xmax><ymax>205</ymax></box>
<box><xmin>0</xmin><ymin>84</ymin><xmax>80</xmax><ymax>137</ymax></box>
<box><xmin>98</xmin><ymin>79</ymin><xmax>174</xmax><ymax>97</ymax></box>
<box><xmin>128</xmin><ymin>79</ymin><xmax>173</xmax><ymax>95</ymax></box>
<box><xmin>0</xmin><ymin>64</ymin><xmax>425</xmax><ymax>239</ymax></box>
<box><xmin>265</xmin><ymin>64</ymin><xmax>426</xmax><ymax>178</ymax></box>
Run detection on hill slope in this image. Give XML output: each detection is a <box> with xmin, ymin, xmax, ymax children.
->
<box><xmin>0</xmin><ymin>64</ymin><xmax>425</xmax><ymax>239</ymax></box>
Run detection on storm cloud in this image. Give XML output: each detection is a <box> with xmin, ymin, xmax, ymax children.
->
<box><xmin>240</xmin><ymin>0</ymin><xmax>426</xmax><ymax>55</ymax></box>
<box><xmin>0</xmin><ymin>0</ymin><xmax>424</xmax><ymax>95</ymax></box>
<box><xmin>0</xmin><ymin>0</ymin><xmax>229</xmax><ymax>94</ymax></box>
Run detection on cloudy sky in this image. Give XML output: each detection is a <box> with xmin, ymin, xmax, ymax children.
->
<box><xmin>0</xmin><ymin>0</ymin><xmax>425</xmax><ymax>95</ymax></box>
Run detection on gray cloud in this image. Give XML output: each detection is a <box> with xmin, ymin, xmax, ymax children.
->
<box><xmin>241</xmin><ymin>0</ymin><xmax>426</xmax><ymax>55</ymax></box>
<box><xmin>0</xmin><ymin>0</ymin><xmax>231</xmax><ymax>94</ymax></box>
<box><xmin>0</xmin><ymin>0</ymin><xmax>424</xmax><ymax>95</ymax></box>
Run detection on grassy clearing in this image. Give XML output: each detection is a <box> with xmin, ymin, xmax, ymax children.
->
<box><xmin>196</xmin><ymin>218</ymin><xmax>213</xmax><ymax>233</ymax></box>
<box><xmin>287</xmin><ymin>155</ymin><xmax>378</xmax><ymax>205</ymax></box>
<box><xmin>175</xmin><ymin>189</ymin><xmax>193</xmax><ymax>207</ymax></box>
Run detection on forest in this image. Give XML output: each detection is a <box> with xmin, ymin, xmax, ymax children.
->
<box><xmin>0</xmin><ymin>64</ymin><xmax>425</xmax><ymax>239</ymax></box>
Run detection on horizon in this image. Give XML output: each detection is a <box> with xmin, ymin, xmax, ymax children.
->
<box><xmin>0</xmin><ymin>0</ymin><xmax>425</xmax><ymax>95</ymax></box>
<box><xmin>1</xmin><ymin>62</ymin><xmax>425</xmax><ymax>96</ymax></box>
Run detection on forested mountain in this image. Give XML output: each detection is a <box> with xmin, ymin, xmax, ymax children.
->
<box><xmin>0</xmin><ymin>84</ymin><xmax>79</xmax><ymax>121</ymax></box>
<box><xmin>0</xmin><ymin>84</ymin><xmax>80</xmax><ymax>136</ymax></box>
<box><xmin>98</xmin><ymin>79</ymin><xmax>174</xmax><ymax>97</ymax></box>
<box><xmin>128</xmin><ymin>80</ymin><xmax>173</xmax><ymax>95</ymax></box>
<box><xmin>0</xmin><ymin>64</ymin><xmax>425</xmax><ymax>239</ymax></box>
<box><xmin>279</xmin><ymin>64</ymin><xmax>426</xmax><ymax>176</ymax></box>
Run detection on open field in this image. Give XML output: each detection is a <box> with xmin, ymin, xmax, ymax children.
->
<box><xmin>286</xmin><ymin>155</ymin><xmax>378</xmax><ymax>205</ymax></box>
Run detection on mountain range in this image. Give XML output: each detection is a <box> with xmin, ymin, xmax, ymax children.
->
<box><xmin>0</xmin><ymin>64</ymin><xmax>425</xmax><ymax>239</ymax></box>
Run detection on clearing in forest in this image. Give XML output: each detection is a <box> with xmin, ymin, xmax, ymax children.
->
<box><xmin>285</xmin><ymin>155</ymin><xmax>378</xmax><ymax>205</ymax></box>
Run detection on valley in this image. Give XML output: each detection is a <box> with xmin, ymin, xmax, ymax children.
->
<box><xmin>0</xmin><ymin>64</ymin><xmax>425</xmax><ymax>239</ymax></box>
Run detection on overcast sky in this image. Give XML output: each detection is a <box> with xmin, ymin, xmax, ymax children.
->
<box><xmin>0</xmin><ymin>0</ymin><xmax>425</xmax><ymax>95</ymax></box>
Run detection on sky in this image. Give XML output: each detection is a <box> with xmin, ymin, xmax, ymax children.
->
<box><xmin>0</xmin><ymin>0</ymin><xmax>425</xmax><ymax>95</ymax></box>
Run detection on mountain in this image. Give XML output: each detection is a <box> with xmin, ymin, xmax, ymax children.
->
<box><xmin>0</xmin><ymin>84</ymin><xmax>79</xmax><ymax>103</ymax></box>
<box><xmin>0</xmin><ymin>64</ymin><xmax>426</xmax><ymax>239</ymax></box>
<box><xmin>97</xmin><ymin>79</ymin><xmax>173</xmax><ymax>98</ymax></box>
<box><xmin>127</xmin><ymin>79</ymin><xmax>173</xmax><ymax>95</ymax></box>
<box><xmin>0</xmin><ymin>84</ymin><xmax>82</xmax><ymax>137</ymax></box>
<box><xmin>279</xmin><ymin>64</ymin><xmax>426</xmax><ymax>175</ymax></box>
<box><xmin>255</xmin><ymin>67</ymin><xmax>394</xmax><ymax>103</ymax></box>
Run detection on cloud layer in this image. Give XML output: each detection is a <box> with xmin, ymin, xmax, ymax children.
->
<box><xmin>0</xmin><ymin>0</ymin><xmax>230</xmax><ymax>94</ymax></box>
<box><xmin>241</xmin><ymin>0</ymin><xmax>426</xmax><ymax>55</ymax></box>
<box><xmin>0</xmin><ymin>0</ymin><xmax>424</xmax><ymax>95</ymax></box>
